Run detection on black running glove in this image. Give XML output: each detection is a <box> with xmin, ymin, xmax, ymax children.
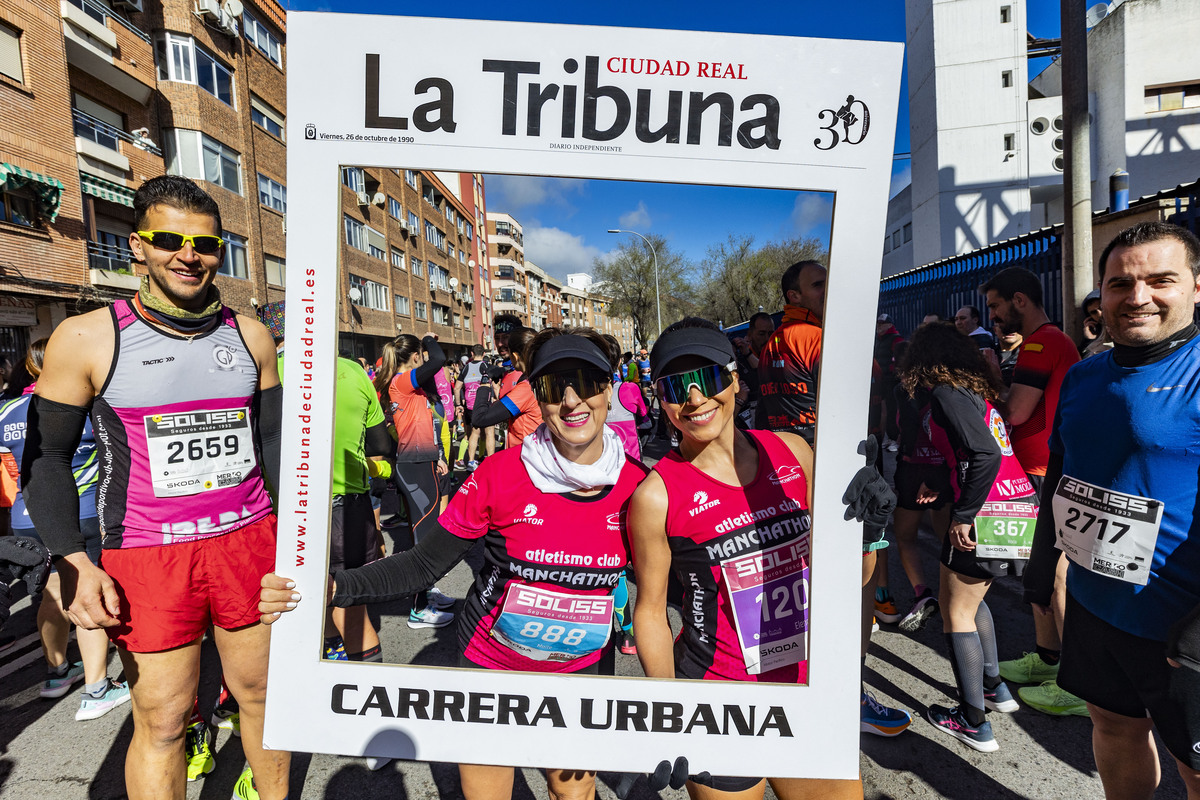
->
<box><xmin>613</xmin><ymin>756</ymin><xmax>706</xmax><ymax>799</ymax></box>
<box><xmin>0</xmin><ymin>536</ymin><xmax>52</xmax><ymax>596</ymax></box>
<box><xmin>842</xmin><ymin>436</ymin><xmax>896</xmax><ymax>532</ymax></box>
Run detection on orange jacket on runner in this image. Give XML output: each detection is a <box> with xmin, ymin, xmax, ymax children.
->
<box><xmin>756</xmin><ymin>305</ymin><xmax>822</xmax><ymax>443</ymax></box>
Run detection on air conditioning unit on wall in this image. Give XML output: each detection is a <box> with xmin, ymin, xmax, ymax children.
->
<box><xmin>194</xmin><ymin>0</ymin><xmax>220</xmax><ymax>19</ymax></box>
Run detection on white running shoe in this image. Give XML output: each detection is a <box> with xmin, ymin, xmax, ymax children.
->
<box><xmin>427</xmin><ymin>587</ymin><xmax>456</xmax><ymax>610</ymax></box>
<box><xmin>407</xmin><ymin>604</ymin><xmax>454</xmax><ymax>629</ymax></box>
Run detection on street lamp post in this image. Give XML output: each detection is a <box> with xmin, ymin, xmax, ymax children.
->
<box><xmin>607</xmin><ymin>228</ymin><xmax>661</xmax><ymax>341</ymax></box>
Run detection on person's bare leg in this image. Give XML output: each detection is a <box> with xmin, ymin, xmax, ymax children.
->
<box><xmin>874</xmin><ymin>551</ymin><xmax>889</xmax><ymax>594</ymax></box>
<box><xmin>38</xmin><ymin>574</ymin><xmax>70</xmax><ymax>669</ymax></box>
<box><xmin>939</xmin><ymin>567</ymin><xmax>990</xmax><ymax>634</ymax></box>
<box><xmin>459</xmin><ymin>763</ymin><xmax>515</xmax><ymax>800</ymax></box>
<box><xmin>772</xmin><ymin>776</ymin><xmax>863</xmax><ymax>800</ymax></box>
<box><xmin>545</xmin><ymin>767</ymin><xmax>597</xmax><ymax>800</ymax></box>
<box><xmin>1172</xmin><ymin>755</ymin><xmax>1200</xmax><ymax>800</ymax></box>
<box><xmin>1089</xmin><ymin>703</ymin><xmax>1158</xmax><ymax>800</ymax></box>
<box><xmin>118</xmin><ymin>638</ymin><xmax>202</xmax><ymax>800</ymax></box>
<box><xmin>212</xmin><ymin>623</ymin><xmax>289</xmax><ymax>800</ymax></box>
<box><xmin>331</xmin><ymin>605</ymin><xmax>379</xmax><ymax>655</ymax></box>
<box><xmin>484</xmin><ymin>425</ymin><xmax>496</xmax><ymax>458</ymax></box>
<box><xmin>891</xmin><ymin>507</ymin><xmax>926</xmax><ymax>592</ymax></box>
<box><xmin>467</xmin><ymin>426</ymin><xmax>481</xmax><ymax>462</ymax></box>
<box><xmin>861</xmin><ymin>550</ymin><xmax>877</xmax><ymax>655</ymax></box>
<box><xmin>1051</xmin><ymin>552</ymin><xmax>1068</xmax><ymax>640</ymax></box>
<box><xmin>686</xmin><ymin>778</ymin><xmax>765</xmax><ymax>800</ymax></box>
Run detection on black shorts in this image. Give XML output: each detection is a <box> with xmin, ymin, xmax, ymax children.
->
<box><xmin>939</xmin><ymin>529</ymin><xmax>1025</xmax><ymax>580</ymax></box>
<box><xmin>894</xmin><ymin>461</ymin><xmax>952</xmax><ymax>511</ymax></box>
<box><xmin>688</xmin><ymin>774</ymin><xmax>765</xmax><ymax>793</ymax></box>
<box><xmin>1059</xmin><ymin>592</ymin><xmax>1200</xmax><ymax>769</ymax></box>
<box><xmin>330</xmin><ymin>493</ymin><xmax>381</xmax><ymax>574</ymax></box>
<box><xmin>1026</xmin><ymin>472</ymin><xmax>1045</xmax><ymax>502</ymax></box>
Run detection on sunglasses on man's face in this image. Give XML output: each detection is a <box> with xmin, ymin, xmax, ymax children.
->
<box><xmin>532</xmin><ymin>368</ymin><xmax>611</xmax><ymax>404</ymax></box>
<box><xmin>655</xmin><ymin>363</ymin><xmax>737</xmax><ymax>405</ymax></box>
<box><xmin>137</xmin><ymin>230</ymin><xmax>225</xmax><ymax>255</ymax></box>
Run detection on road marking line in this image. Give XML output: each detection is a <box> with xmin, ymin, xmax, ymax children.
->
<box><xmin>0</xmin><ymin>632</ymin><xmax>74</xmax><ymax>681</ymax></box>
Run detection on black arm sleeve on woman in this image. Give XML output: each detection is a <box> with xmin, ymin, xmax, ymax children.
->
<box><xmin>20</xmin><ymin>396</ymin><xmax>88</xmax><ymax>557</ymax></box>
<box><xmin>1022</xmin><ymin>450</ymin><xmax>1063</xmax><ymax>607</ymax></box>
<box><xmin>332</xmin><ymin>520</ymin><xmax>475</xmax><ymax>607</ymax></box>
<box><xmin>409</xmin><ymin>336</ymin><xmax>446</xmax><ymax>388</ymax></box>
<box><xmin>929</xmin><ymin>385</ymin><xmax>1001</xmax><ymax>525</ymax></box>
<box><xmin>469</xmin><ymin>396</ymin><xmax>517</xmax><ymax>429</ymax></box>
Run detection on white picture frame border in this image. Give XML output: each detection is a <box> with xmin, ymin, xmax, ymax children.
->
<box><xmin>268</xmin><ymin>12</ymin><xmax>902</xmax><ymax>780</ymax></box>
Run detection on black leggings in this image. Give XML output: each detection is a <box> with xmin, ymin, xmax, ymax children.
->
<box><xmin>394</xmin><ymin>460</ymin><xmax>443</xmax><ymax>607</ymax></box>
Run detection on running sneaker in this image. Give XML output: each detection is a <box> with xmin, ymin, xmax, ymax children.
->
<box><xmin>466</xmin><ymin>460</ymin><xmax>480</xmax><ymax>472</ymax></box>
<box><xmin>407</xmin><ymin>604</ymin><xmax>454</xmax><ymax>629</ymax></box>
<box><xmin>324</xmin><ymin>636</ymin><xmax>348</xmax><ymax>661</ymax></box>
<box><xmin>75</xmin><ymin>678</ymin><xmax>131</xmax><ymax>720</ymax></box>
<box><xmin>899</xmin><ymin>593</ymin><xmax>939</xmax><ymax>633</ymax></box>
<box><xmin>618</xmin><ymin>630</ymin><xmax>638</xmax><ymax>656</ymax></box>
<box><xmin>1018</xmin><ymin>680</ymin><xmax>1089</xmax><ymax>717</ymax></box>
<box><xmin>40</xmin><ymin>662</ymin><xmax>85</xmax><ymax>699</ymax></box>
<box><xmin>232</xmin><ymin>766</ymin><xmax>257</xmax><ymax>799</ymax></box>
<box><xmin>211</xmin><ymin>683</ymin><xmax>241</xmax><ymax>736</ymax></box>
<box><xmin>998</xmin><ymin>651</ymin><xmax>1059</xmax><ymax>684</ymax></box>
<box><xmin>871</xmin><ymin>616</ymin><xmax>880</xmax><ymax>634</ymax></box>
<box><xmin>983</xmin><ymin>681</ymin><xmax>1019</xmax><ymax>713</ymax></box>
<box><xmin>185</xmin><ymin>719</ymin><xmax>216</xmax><ymax>781</ymax></box>
<box><xmin>860</xmin><ymin>691</ymin><xmax>912</xmax><ymax>737</ymax></box>
<box><xmin>874</xmin><ymin>596</ymin><xmax>901</xmax><ymax>624</ymax></box>
<box><xmin>427</xmin><ymin>587</ymin><xmax>456</xmax><ymax>610</ymax></box>
<box><xmin>453</xmin><ymin>459</ymin><xmax>466</xmax><ymax>470</ymax></box>
<box><xmin>927</xmin><ymin>704</ymin><xmax>998</xmax><ymax>752</ymax></box>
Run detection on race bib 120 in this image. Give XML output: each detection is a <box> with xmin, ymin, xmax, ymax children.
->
<box><xmin>720</xmin><ymin>537</ymin><xmax>810</xmax><ymax>675</ymax></box>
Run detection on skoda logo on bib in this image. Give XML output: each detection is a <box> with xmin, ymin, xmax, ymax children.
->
<box><xmin>212</xmin><ymin>345</ymin><xmax>239</xmax><ymax>371</ymax></box>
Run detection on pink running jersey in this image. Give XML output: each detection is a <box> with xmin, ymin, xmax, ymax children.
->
<box><xmin>439</xmin><ymin>445</ymin><xmax>648</xmax><ymax>672</ymax></box>
<box><xmin>91</xmin><ymin>300</ymin><xmax>273</xmax><ymax>548</ymax></box>
<box><xmin>606</xmin><ymin>381</ymin><xmax>648</xmax><ymax>461</ymax></box>
<box><xmin>651</xmin><ymin>429</ymin><xmax>811</xmax><ymax>683</ymax></box>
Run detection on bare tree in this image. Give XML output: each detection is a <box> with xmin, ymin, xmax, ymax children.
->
<box><xmin>593</xmin><ymin>234</ymin><xmax>694</xmax><ymax>346</ymax></box>
<box><xmin>697</xmin><ymin>235</ymin><xmax>828</xmax><ymax>327</ymax></box>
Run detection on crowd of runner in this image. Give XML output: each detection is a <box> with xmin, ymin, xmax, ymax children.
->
<box><xmin>0</xmin><ymin>174</ymin><xmax>1197</xmax><ymax>800</ymax></box>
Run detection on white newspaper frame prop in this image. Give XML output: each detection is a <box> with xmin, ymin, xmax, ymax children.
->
<box><xmin>270</xmin><ymin>12</ymin><xmax>901</xmax><ymax>780</ymax></box>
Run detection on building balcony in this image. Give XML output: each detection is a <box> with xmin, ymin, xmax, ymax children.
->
<box><xmin>88</xmin><ymin>241</ymin><xmax>139</xmax><ymax>289</ymax></box>
<box><xmin>61</xmin><ymin>0</ymin><xmax>154</xmax><ymax>104</ymax></box>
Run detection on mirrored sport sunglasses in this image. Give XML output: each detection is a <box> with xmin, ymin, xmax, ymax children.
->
<box><xmin>655</xmin><ymin>362</ymin><xmax>737</xmax><ymax>404</ymax></box>
<box><xmin>531</xmin><ymin>368</ymin><xmax>611</xmax><ymax>404</ymax></box>
<box><xmin>136</xmin><ymin>230</ymin><xmax>225</xmax><ymax>255</ymax></box>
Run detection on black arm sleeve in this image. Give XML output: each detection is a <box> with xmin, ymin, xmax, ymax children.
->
<box><xmin>410</xmin><ymin>336</ymin><xmax>446</xmax><ymax>387</ymax></box>
<box><xmin>469</xmin><ymin>395</ymin><xmax>517</xmax><ymax>429</ymax></box>
<box><xmin>332</xmin><ymin>520</ymin><xmax>475</xmax><ymax>607</ymax></box>
<box><xmin>930</xmin><ymin>385</ymin><xmax>1001</xmax><ymax>525</ymax></box>
<box><xmin>20</xmin><ymin>396</ymin><xmax>88</xmax><ymax>558</ymax></box>
<box><xmin>1023</xmin><ymin>451</ymin><xmax>1063</xmax><ymax>606</ymax></box>
<box><xmin>254</xmin><ymin>384</ymin><xmax>283</xmax><ymax>494</ymax></box>
<box><xmin>364</xmin><ymin>421</ymin><xmax>392</xmax><ymax>459</ymax></box>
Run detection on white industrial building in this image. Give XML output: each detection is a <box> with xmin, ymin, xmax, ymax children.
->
<box><xmin>884</xmin><ymin>0</ymin><xmax>1200</xmax><ymax>278</ymax></box>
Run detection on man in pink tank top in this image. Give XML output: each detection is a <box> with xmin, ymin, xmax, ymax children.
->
<box><xmin>21</xmin><ymin>176</ymin><xmax>289</xmax><ymax>800</ymax></box>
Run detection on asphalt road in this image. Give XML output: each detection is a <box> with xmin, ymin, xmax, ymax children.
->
<box><xmin>0</xmin><ymin>440</ymin><xmax>1189</xmax><ymax>799</ymax></box>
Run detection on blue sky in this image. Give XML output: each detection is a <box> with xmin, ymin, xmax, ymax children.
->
<box><xmin>288</xmin><ymin>1</ymin><xmax>1066</xmax><ymax>279</ymax></box>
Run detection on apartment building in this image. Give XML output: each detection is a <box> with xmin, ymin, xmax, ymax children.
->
<box><xmin>488</xmin><ymin>211</ymin><xmax>528</xmax><ymax>327</ymax></box>
<box><xmin>338</xmin><ymin>167</ymin><xmax>480</xmax><ymax>361</ymax></box>
<box><xmin>0</xmin><ymin>0</ymin><xmax>288</xmax><ymax>366</ymax></box>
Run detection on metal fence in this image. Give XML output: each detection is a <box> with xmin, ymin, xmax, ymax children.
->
<box><xmin>878</xmin><ymin>228</ymin><xmax>1063</xmax><ymax>338</ymax></box>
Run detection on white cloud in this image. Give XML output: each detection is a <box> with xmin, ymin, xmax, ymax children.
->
<box><xmin>790</xmin><ymin>193</ymin><xmax>834</xmax><ymax>236</ymax></box>
<box><xmin>618</xmin><ymin>201</ymin><xmax>651</xmax><ymax>230</ymax></box>
<box><xmin>524</xmin><ymin>226</ymin><xmax>606</xmax><ymax>280</ymax></box>
<box><xmin>889</xmin><ymin>162</ymin><xmax>912</xmax><ymax>199</ymax></box>
<box><xmin>483</xmin><ymin>175</ymin><xmax>587</xmax><ymax>217</ymax></box>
